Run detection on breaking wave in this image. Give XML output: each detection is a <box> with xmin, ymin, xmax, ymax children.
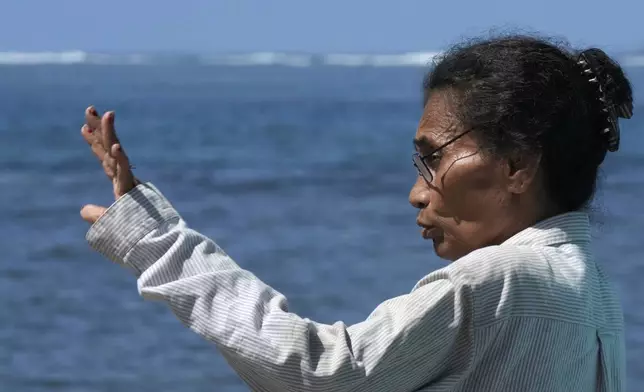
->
<box><xmin>0</xmin><ymin>51</ymin><xmax>441</xmax><ymax>67</ymax></box>
<box><xmin>0</xmin><ymin>51</ymin><xmax>642</xmax><ymax>67</ymax></box>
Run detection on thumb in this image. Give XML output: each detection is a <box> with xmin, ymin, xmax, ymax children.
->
<box><xmin>80</xmin><ymin>204</ymin><xmax>107</xmax><ymax>224</ymax></box>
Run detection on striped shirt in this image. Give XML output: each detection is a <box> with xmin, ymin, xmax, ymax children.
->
<box><xmin>86</xmin><ymin>183</ymin><xmax>625</xmax><ymax>391</ymax></box>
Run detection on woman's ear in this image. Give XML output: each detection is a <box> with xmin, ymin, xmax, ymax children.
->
<box><xmin>506</xmin><ymin>152</ymin><xmax>541</xmax><ymax>194</ymax></box>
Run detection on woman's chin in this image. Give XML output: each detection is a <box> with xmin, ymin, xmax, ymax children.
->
<box><xmin>431</xmin><ymin>236</ymin><xmax>461</xmax><ymax>262</ymax></box>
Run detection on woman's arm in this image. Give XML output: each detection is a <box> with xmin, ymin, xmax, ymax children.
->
<box><xmin>87</xmin><ymin>183</ymin><xmax>472</xmax><ymax>392</ymax></box>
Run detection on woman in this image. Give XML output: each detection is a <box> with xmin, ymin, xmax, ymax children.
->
<box><xmin>80</xmin><ymin>35</ymin><xmax>634</xmax><ymax>391</ymax></box>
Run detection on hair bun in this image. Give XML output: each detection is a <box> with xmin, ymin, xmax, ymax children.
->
<box><xmin>577</xmin><ymin>48</ymin><xmax>634</xmax><ymax>152</ymax></box>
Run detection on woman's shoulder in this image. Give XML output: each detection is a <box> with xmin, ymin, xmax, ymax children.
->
<box><xmin>452</xmin><ymin>240</ymin><xmax>590</xmax><ymax>281</ymax></box>
<box><xmin>448</xmin><ymin>243</ymin><xmax>597</xmax><ymax>326</ymax></box>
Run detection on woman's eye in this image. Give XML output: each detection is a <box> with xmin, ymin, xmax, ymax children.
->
<box><xmin>426</xmin><ymin>153</ymin><xmax>442</xmax><ymax>169</ymax></box>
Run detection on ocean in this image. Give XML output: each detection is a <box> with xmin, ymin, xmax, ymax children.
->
<box><xmin>1</xmin><ymin>62</ymin><xmax>643</xmax><ymax>391</ymax></box>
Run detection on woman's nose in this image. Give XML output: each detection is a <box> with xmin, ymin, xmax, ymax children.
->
<box><xmin>409</xmin><ymin>177</ymin><xmax>431</xmax><ymax>209</ymax></box>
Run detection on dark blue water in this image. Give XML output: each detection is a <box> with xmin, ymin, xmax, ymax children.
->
<box><xmin>1</xmin><ymin>65</ymin><xmax>643</xmax><ymax>392</ymax></box>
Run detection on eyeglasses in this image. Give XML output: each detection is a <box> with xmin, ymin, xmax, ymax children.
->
<box><xmin>413</xmin><ymin>129</ymin><xmax>472</xmax><ymax>183</ymax></box>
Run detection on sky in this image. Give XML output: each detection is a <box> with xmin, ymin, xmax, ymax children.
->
<box><xmin>0</xmin><ymin>0</ymin><xmax>642</xmax><ymax>54</ymax></box>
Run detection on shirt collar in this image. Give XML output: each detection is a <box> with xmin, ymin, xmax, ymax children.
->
<box><xmin>502</xmin><ymin>212</ymin><xmax>591</xmax><ymax>247</ymax></box>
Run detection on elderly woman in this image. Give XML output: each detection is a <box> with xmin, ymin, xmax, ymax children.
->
<box><xmin>80</xmin><ymin>35</ymin><xmax>633</xmax><ymax>391</ymax></box>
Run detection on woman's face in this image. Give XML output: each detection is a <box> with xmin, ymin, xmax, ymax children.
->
<box><xmin>409</xmin><ymin>90</ymin><xmax>536</xmax><ymax>261</ymax></box>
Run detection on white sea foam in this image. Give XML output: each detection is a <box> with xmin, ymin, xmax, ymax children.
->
<box><xmin>202</xmin><ymin>52</ymin><xmax>313</xmax><ymax>67</ymax></box>
<box><xmin>324</xmin><ymin>52</ymin><xmax>438</xmax><ymax>67</ymax></box>
<box><xmin>0</xmin><ymin>51</ymin><xmax>437</xmax><ymax>67</ymax></box>
<box><xmin>0</xmin><ymin>51</ymin><xmax>88</xmax><ymax>65</ymax></box>
<box><xmin>0</xmin><ymin>51</ymin><xmax>640</xmax><ymax>67</ymax></box>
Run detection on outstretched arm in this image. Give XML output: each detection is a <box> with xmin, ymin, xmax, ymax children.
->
<box><xmin>87</xmin><ymin>183</ymin><xmax>471</xmax><ymax>392</ymax></box>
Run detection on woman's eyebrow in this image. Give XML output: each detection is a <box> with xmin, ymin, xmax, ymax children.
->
<box><xmin>413</xmin><ymin>135</ymin><xmax>436</xmax><ymax>150</ymax></box>
<box><xmin>415</xmin><ymin>132</ymin><xmax>448</xmax><ymax>151</ymax></box>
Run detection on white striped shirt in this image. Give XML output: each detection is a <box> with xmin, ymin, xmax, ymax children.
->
<box><xmin>86</xmin><ymin>183</ymin><xmax>625</xmax><ymax>391</ymax></box>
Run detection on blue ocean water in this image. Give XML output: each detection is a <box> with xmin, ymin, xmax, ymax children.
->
<box><xmin>0</xmin><ymin>64</ymin><xmax>643</xmax><ymax>392</ymax></box>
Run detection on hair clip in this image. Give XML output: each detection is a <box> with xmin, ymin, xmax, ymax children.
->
<box><xmin>577</xmin><ymin>51</ymin><xmax>622</xmax><ymax>152</ymax></box>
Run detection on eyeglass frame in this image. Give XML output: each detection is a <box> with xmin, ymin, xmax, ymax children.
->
<box><xmin>412</xmin><ymin>129</ymin><xmax>473</xmax><ymax>184</ymax></box>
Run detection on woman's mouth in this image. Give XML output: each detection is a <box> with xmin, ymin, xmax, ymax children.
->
<box><xmin>420</xmin><ymin>226</ymin><xmax>443</xmax><ymax>239</ymax></box>
<box><xmin>417</xmin><ymin>219</ymin><xmax>442</xmax><ymax>240</ymax></box>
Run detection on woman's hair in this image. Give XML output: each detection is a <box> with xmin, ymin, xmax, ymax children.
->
<box><xmin>423</xmin><ymin>35</ymin><xmax>634</xmax><ymax>212</ymax></box>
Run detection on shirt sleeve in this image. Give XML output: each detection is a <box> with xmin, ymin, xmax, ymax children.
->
<box><xmin>86</xmin><ymin>183</ymin><xmax>472</xmax><ymax>392</ymax></box>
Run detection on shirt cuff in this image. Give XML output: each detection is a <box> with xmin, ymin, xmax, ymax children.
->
<box><xmin>85</xmin><ymin>183</ymin><xmax>179</xmax><ymax>268</ymax></box>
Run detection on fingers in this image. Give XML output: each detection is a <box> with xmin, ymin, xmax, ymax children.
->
<box><xmin>80</xmin><ymin>204</ymin><xmax>107</xmax><ymax>224</ymax></box>
<box><xmin>102</xmin><ymin>152</ymin><xmax>117</xmax><ymax>179</ymax></box>
<box><xmin>101</xmin><ymin>111</ymin><xmax>120</xmax><ymax>153</ymax></box>
<box><xmin>84</xmin><ymin>106</ymin><xmax>120</xmax><ymax>151</ymax></box>
<box><xmin>81</xmin><ymin>124</ymin><xmax>107</xmax><ymax>162</ymax></box>
<box><xmin>85</xmin><ymin>106</ymin><xmax>102</xmax><ymax>131</ymax></box>
<box><xmin>82</xmin><ymin>106</ymin><xmax>139</xmax><ymax>201</ymax></box>
<box><xmin>83</xmin><ymin>106</ymin><xmax>119</xmax><ymax>180</ymax></box>
<box><xmin>81</xmin><ymin>123</ymin><xmax>116</xmax><ymax>179</ymax></box>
